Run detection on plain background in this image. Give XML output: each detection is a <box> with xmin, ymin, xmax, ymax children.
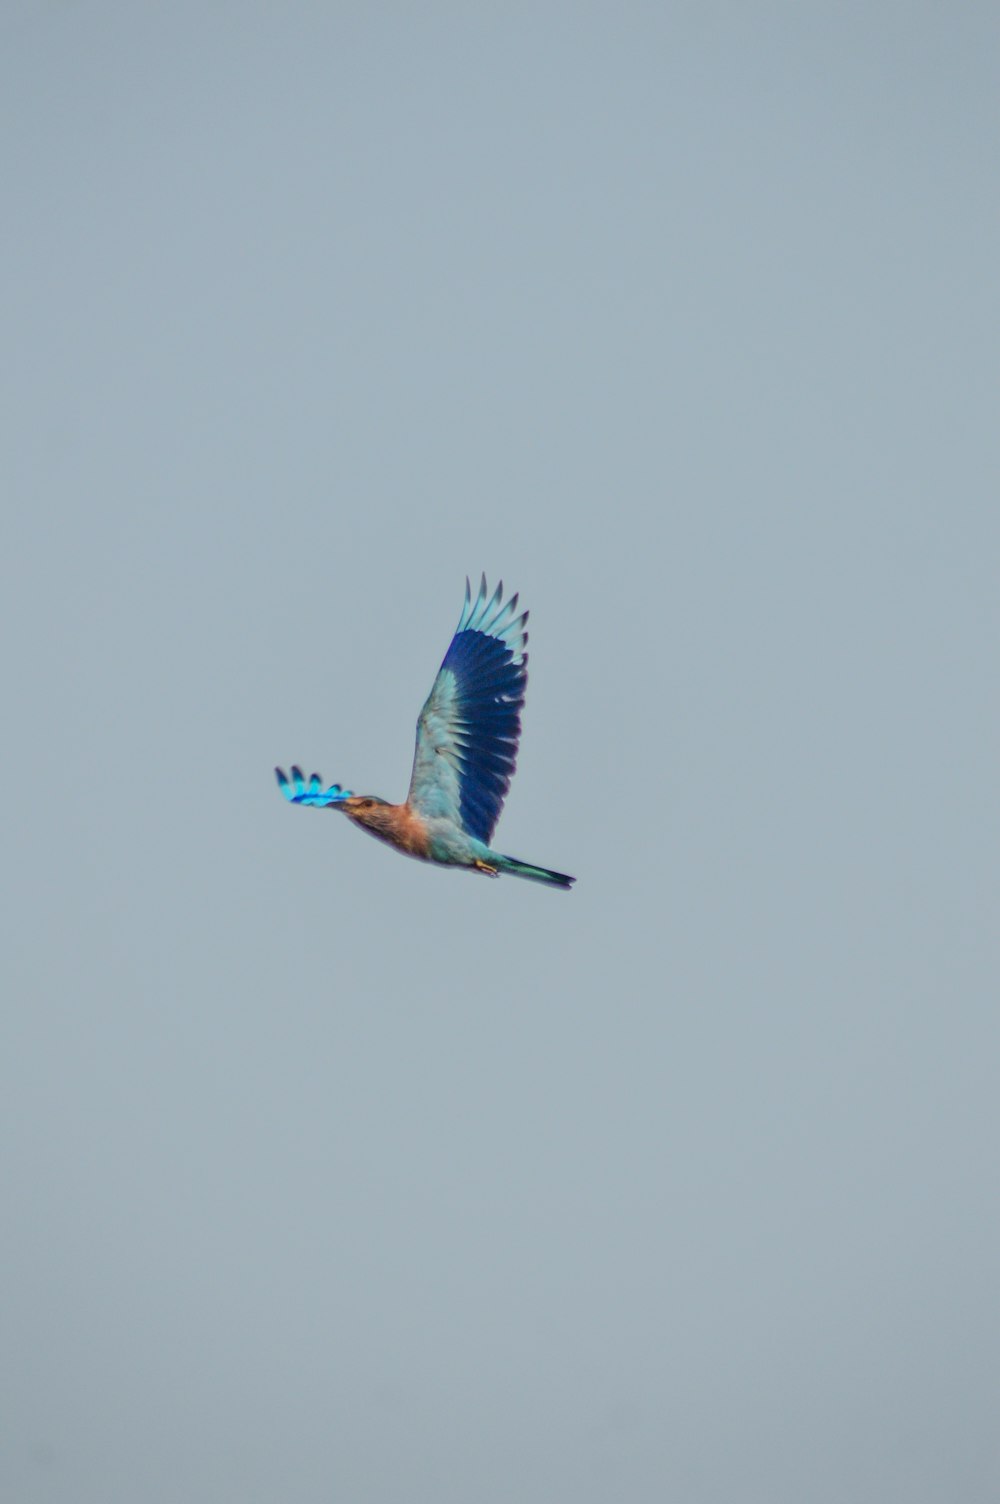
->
<box><xmin>2</xmin><ymin>4</ymin><xmax>997</xmax><ymax>1501</ymax></box>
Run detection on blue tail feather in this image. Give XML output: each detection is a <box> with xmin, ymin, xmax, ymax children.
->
<box><xmin>496</xmin><ymin>854</ymin><xmax>575</xmax><ymax>889</ymax></box>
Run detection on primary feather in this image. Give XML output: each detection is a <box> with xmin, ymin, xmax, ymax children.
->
<box><xmin>275</xmin><ymin>766</ymin><xmax>353</xmax><ymax>806</ymax></box>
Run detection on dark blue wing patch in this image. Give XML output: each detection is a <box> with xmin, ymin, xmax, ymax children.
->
<box><xmin>407</xmin><ymin>577</ymin><xmax>531</xmax><ymax>841</ymax></box>
<box><xmin>440</xmin><ymin>627</ymin><xmax>527</xmax><ymax>842</ymax></box>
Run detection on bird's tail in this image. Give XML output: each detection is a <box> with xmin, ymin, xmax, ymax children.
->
<box><xmin>495</xmin><ymin>854</ymin><xmax>575</xmax><ymax>889</ymax></box>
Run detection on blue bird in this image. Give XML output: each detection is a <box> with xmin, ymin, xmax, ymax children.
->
<box><xmin>276</xmin><ymin>576</ymin><xmax>574</xmax><ymax>888</ymax></box>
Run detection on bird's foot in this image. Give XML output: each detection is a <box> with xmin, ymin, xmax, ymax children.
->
<box><xmin>474</xmin><ymin>859</ymin><xmax>500</xmax><ymax>878</ymax></box>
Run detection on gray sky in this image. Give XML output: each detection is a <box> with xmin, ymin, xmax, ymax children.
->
<box><xmin>2</xmin><ymin>4</ymin><xmax>998</xmax><ymax>1501</ymax></box>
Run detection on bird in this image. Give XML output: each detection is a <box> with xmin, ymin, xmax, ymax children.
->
<box><xmin>275</xmin><ymin>575</ymin><xmax>575</xmax><ymax>889</ymax></box>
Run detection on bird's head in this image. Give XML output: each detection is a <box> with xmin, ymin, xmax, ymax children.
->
<box><xmin>339</xmin><ymin>794</ymin><xmax>392</xmax><ymax>831</ymax></box>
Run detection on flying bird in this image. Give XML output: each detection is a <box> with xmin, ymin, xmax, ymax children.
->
<box><xmin>275</xmin><ymin>576</ymin><xmax>575</xmax><ymax>888</ymax></box>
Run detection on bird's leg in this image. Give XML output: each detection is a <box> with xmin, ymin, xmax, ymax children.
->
<box><xmin>474</xmin><ymin>858</ymin><xmax>500</xmax><ymax>877</ymax></box>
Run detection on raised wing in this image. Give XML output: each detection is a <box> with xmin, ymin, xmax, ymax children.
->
<box><xmin>407</xmin><ymin>576</ymin><xmax>528</xmax><ymax>842</ymax></box>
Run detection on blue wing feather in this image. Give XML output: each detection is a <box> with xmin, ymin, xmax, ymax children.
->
<box><xmin>407</xmin><ymin>576</ymin><xmax>529</xmax><ymax>841</ymax></box>
<box><xmin>275</xmin><ymin>767</ymin><xmax>353</xmax><ymax>807</ymax></box>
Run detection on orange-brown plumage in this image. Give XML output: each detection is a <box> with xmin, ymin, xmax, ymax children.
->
<box><xmin>340</xmin><ymin>797</ymin><xmax>431</xmax><ymax>860</ymax></box>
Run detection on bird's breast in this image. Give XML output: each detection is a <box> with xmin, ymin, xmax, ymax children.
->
<box><xmin>352</xmin><ymin>803</ymin><xmax>432</xmax><ymax>860</ymax></box>
<box><xmin>390</xmin><ymin>805</ymin><xmax>432</xmax><ymax>858</ymax></box>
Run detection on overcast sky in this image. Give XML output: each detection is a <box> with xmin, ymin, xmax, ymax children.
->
<box><xmin>2</xmin><ymin>4</ymin><xmax>998</xmax><ymax>1501</ymax></box>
